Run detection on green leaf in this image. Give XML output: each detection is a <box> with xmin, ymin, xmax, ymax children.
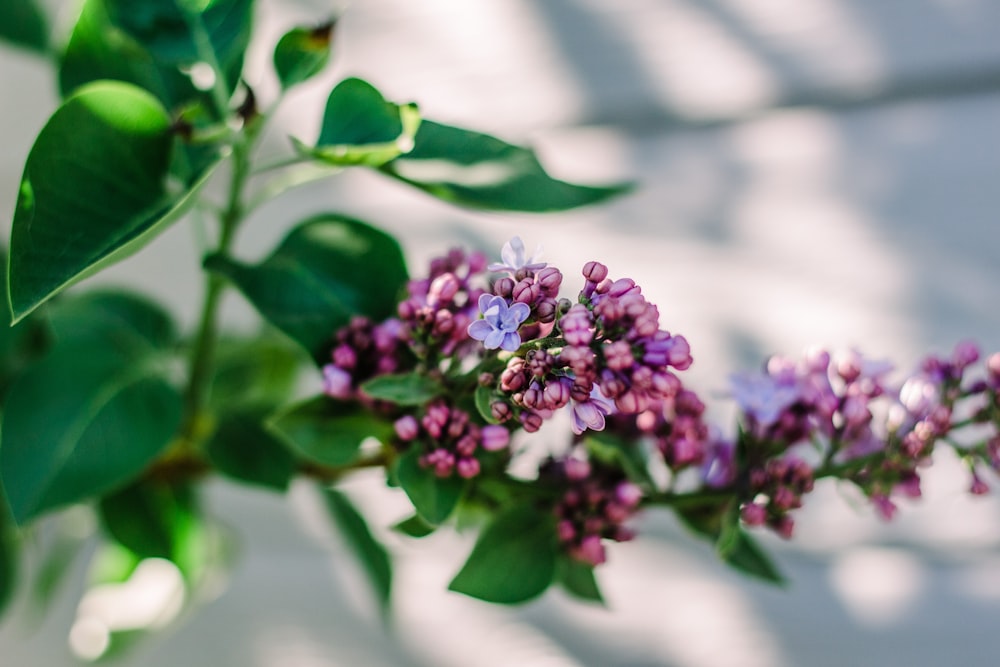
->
<box><xmin>206</xmin><ymin>408</ymin><xmax>297</xmax><ymax>491</ymax></box>
<box><xmin>395</xmin><ymin>447</ymin><xmax>464</xmax><ymax>525</ymax></box>
<box><xmin>273</xmin><ymin>21</ymin><xmax>334</xmax><ymax>90</ymax></box>
<box><xmin>584</xmin><ymin>431</ymin><xmax>655</xmax><ymax>488</ymax></box>
<box><xmin>718</xmin><ymin>528</ymin><xmax>785</xmax><ymax>585</ymax></box>
<box><xmin>267</xmin><ymin>396</ymin><xmax>392</xmax><ymax>467</ymax></box>
<box><xmin>0</xmin><ymin>0</ymin><xmax>48</xmax><ymax>53</ymax></box>
<box><xmin>0</xmin><ymin>292</ymin><xmax>182</xmax><ymax>524</ymax></box>
<box><xmin>104</xmin><ymin>0</ymin><xmax>251</xmax><ymax>82</ymax></box>
<box><xmin>98</xmin><ymin>479</ymin><xmax>198</xmax><ymax>561</ymax></box>
<box><xmin>0</xmin><ymin>482</ymin><xmax>19</xmax><ymax>617</ymax></box>
<box><xmin>448</xmin><ymin>504</ymin><xmax>558</xmax><ymax>604</ymax></box>
<box><xmin>205</xmin><ymin>214</ymin><xmax>408</xmax><ymax>361</ymax></box>
<box><xmin>473</xmin><ymin>385</ymin><xmax>501</xmax><ymax>424</ymax></box>
<box><xmin>8</xmin><ymin>80</ymin><xmax>217</xmax><ymax>322</ymax></box>
<box><xmin>360</xmin><ymin>372</ymin><xmax>443</xmax><ymax>406</ymax></box>
<box><xmin>209</xmin><ymin>332</ymin><xmax>308</xmax><ymax>411</ymax></box>
<box><xmin>381</xmin><ymin>120</ymin><xmax>631</xmax><ymax>212</ymax></box>
<box><xmin>555</xmin><ymin>556</ymin><xmax>604</xmax><ymax>604</ymax></box>
<box><xmin>323</xmin><ymin>488</ymin><xmax>392</xmax><ymax>615</ymax></box>
<box><xmin>392</xmin><ymin>513</ymin><xmax>435</xmax><ymax>538</ymax></box>
<box><xmin>294</xmin><ymin>77</ymin><xmax>420</xmax><ymax>167</ymax></box>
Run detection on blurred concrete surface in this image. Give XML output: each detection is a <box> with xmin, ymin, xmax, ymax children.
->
<box><xmin>2</xmin><ymin>0</ymin><xmax>1000</xmax><ymax>665</ymax></box>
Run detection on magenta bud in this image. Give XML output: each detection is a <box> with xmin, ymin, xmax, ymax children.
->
<box><xmin>480</xmin><ymin>425</ymin><xmax>510</xmax><ymax>451</ymax></box>
<box><xmin>953</xmin><ymin>339</ymin><xmax>980</xmax><ymax>369</ymax></box>
<box><xmin>573</xmin><ymin>535</ymin><xmax>607</xmax><ymax>566</ymax></box>
<box><xmin>456</xmin><ymin>457</ymin><xmax>481</xmax><ymax>479</ymax></box>
<box><xmin>322</xmin><ymin>365</ymin><xmax>353</xmax><ymax>399</ymax></box>
<box><xmin>427</xmin><ymin>273</ymin><xmax>460</xmax><ymax>307</ymax></box>
<box><xmin>557</xmin><ymin>520</ymin><xmax>577</xmax><ymax>542</ymax></box>
<box><xmin>564</xmin><ymin>458</ymin><xmax>591</xmax><ymax>481</ymax></box>
<box><xmin>535</xmin><ymin>267</ymin><xmax>563</xmax><ymax>294</ymax></box>
<box><xmin>512</xmin><ymin>279</ymin><xmax>538</xmax><ymax>304</ymax></box>
<box><xmin>582</xmin><ymin>261</ymin><xmax>608</xmax><ymax>283</ymax></box>
<box><xmin>615</xmin><ymin>482</ymin><xmax>642</xmax><ymax>508</ymax></box>
<box><xmin>493</xmin><ymin>276</ymin><xmax>515</xmax><ymax>298</ymax></box>
<box><xmin>394</xmin><ymin>415</ymin><xmax>420</xmax><ymax>441</ymax></box>
<box><xmin>490</xmin><ymin>401</ymin><xmax>512</xmax><ymax>423</ymax></box>
<box><xmin>740</xmin><ymin>502</ymin><xmax>767</xmax><ymax>526</ymax></box>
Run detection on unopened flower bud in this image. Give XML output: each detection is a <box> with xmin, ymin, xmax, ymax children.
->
<box><xmin>480</xmin><ymin>425</ymin><xmax>510</xmax><ymax>451</ymax></box>
<box><xmin>582</xmin><ymin>261</ymin><xmax>608</xmax><ymax>283</ymax></box>
<box><xmin>394</xmin><ymin>415</ymin><xmax>419</xmax><ymax>441</ymax></box>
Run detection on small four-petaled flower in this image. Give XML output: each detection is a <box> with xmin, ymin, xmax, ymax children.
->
<box><xmin>467</xmin><ymin>294</ymin><xmax>530</xmax><ymax>351</ymax></box>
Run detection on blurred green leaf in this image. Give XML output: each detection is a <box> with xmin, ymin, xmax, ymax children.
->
<box><xmin>395</xmin><ymin>448</ymin><xmax>464</xmax><ymax>525</ymax></box>
<box><xmin>555</xmin><ymin>556</ymin><xmax>604</xmax><ymax>604</ymax></box>
<box><xmin>99</xmin><ymin>479</ymin><xmax>197</xmax><ymax>561</ymax></box>
<box><xmin>448</xmin><ymin>504</ymin><xmax>557</xmax><ymax>604</ymax></box>
<box><xmin>207</xmin><ymin>408</ymin><xmax>297</xmax><ymax>491</ymax></box>
<box><xmin>0</xmin><ymin>292</ymin><xmax>182</xmax><ymax>524</ymax></box>
<box><xmin>0</xmin><ymin>482</ymin><xmax>19</xmax><ymax>617</ymax></box>
<box><xmin>360</xmin><ymin>373</ymin><xmax>443</xmax><ymax>406</ymax></box>
<box><xmin>584</xmin><ymin>431</ymin><xmax>655</xmax><ymax>488</ymax></box>
<box><xmin>104</xmin><ymin>0</ymin><xmax>251</xmax><ymax>85</ymax></box>
<box><xmin>0</xmin><ymin>0</ymin><xmax>48</xmax><ymax>53</ymax></box>
<box><xmin>273</xmin><ymin>21</ymin><xmax>334</xmax><ymax>90</ymax></box>
<box><xmin>8</xmin><ymin>80</ymin><xmax>217</xmax><ymax>322</ymax></box>
<box><xmin>323</xmin><ymin>488</ymin><xmax>392</xmax><ymax>616</ymax></box>
<box><xmin>267</xmin><ymin>396</ymin><xmax>392</xmax><ymax>467</ymax></box>
<box><xmin>381</xmin><ymin>120</ymin><xmax>631</xmax><ymax>212</ymax></box>
<box><xmin>717</xmin><ymin>527</ymin><xmax>785</xmax><ymax>585</ymax></box>
<box><xmin>294</xmin><ymin>77</ymin><xmax>420</xmax><ymax>167</ymax></box>
<box><xmin>392</xmin><ymin>513</ymin><xmax>435</xmax><ymax>538</ymax></box>
<box><xmin>205</xmin><ymin>214</ymin><xmax>408</xmax><ymax>361</ymax></box>
<box><xmin>209</xmin><ymin>332</ymin><xmax>308</xmax><ymax>411</ymax></box>
<box><xmin>473</xmin><ymin>385</ymin><xmax>502</xmax><ymax>424</ymax></box>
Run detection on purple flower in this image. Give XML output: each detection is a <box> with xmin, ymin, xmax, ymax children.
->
<box><xmin>570</xmin><ymin>387</ymin><xmax>615</xmax><ymax>435</ymax></box>
<box><xmin>467</xmin><ymin>294</ymin><xmax>530</xmax><ymax>351</ymax></box>
<box><xmin>487</xmin><ymin>236</ymin><xmax>546</xmax><ymax>273</ymax></box>
<box><xmin>728</xmin><ymin>371</ymin><xmax>799</xmax><ymax>426</ymax></box>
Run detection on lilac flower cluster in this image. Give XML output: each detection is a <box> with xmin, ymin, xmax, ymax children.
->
<box><xmin>394</xmin><ymin>401</ymin><xmax>510</xmax><ymax>479</ymax></box>
<box><xmin>397</xmin><ymin>247</ymin><xmax>488</xmax><ymax>359</ymax></box>
<box><xmin>540</xmin><ymin>455</ymin><xmax>642</xmax><ymax>566</ymax></box>
<box><xmin>321</xmin><ymin>316</ymin><xmax>409</xmax><ymax>401</ymax></box>
<box><xmin>317</xmin><ymin>236</ymin><xmax>1000</xmax><ymax>567</ymax></box>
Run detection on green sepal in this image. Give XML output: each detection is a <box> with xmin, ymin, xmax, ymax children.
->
<box><xmin>448</xmin><ymin>504</ymin><xmax>558</xmax><ymax>604</ymax></box>
<box><xmin>205</xmin><ymin>214</ymin><xmax>408</xmax><ymax>362</ymax></box>
<box><xmin>323</xmin><ymin>488</ymin><xmax>392</xmax><ymax>617</ymax></box>
<box><xmin>360</xmin><ymin>372</ymin><xmax>444</xmax><ymax>406</ymax></box>
<box><xmin>294</xmin><ymin>77</ymin><xmax>420</xmax><ymax>167</ymax></box>
<box><xmin>381</xmin><ymin>120</ymin><xmax>632</xmax><ymax>212</ymax></box>
<box><xmin>273</xmin><ymin>21</ymin><xmax>334</xmax><ymax>90</ymax></box>
<box><xmin>267</xmin><ymin>396</ymin><xmax>393</xmax><ymax>467</ymax></box>
<box><xmin>395</xmin><ymin>447</ymin><xmax>464</xmax><ymax>525</ymax></box>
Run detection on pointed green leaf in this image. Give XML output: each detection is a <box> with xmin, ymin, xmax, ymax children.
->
<box><xmin>207</xmin><ymin>408</ymin><xmax>297</xmax><ymax>491</ymax></box>
<box><xmin>719</xmin><ymin>528</ymin><xmax>785</xmax><ymax>585</ymax></box>
<box><xmin>448</xmin><ymin>504</ymin><xmax>558</xmax><ymax>604</ymax></box>
<box><xmin>360</xmin><ymin>372</ymin><xmax>443</xmax><ymax>406</ymax></box>
<box><xmin>205</xmin><ymin>214</ymin><xmax>408</xmax><ymax>361</ymax></box>
<box><xmin>98</xmin><ymin>478</ymin><xmax>198</xmax><ymax>561</ymax></box>
<box><xmin>8</xmin><ymin>80</ymin><xmax>217</xmax><ymax>322</ymax></box>
<box><xmin>0</xmin><ymin>0</ymin><xmax>48</xmax><ymax>53</ymax></box>
<box><xmin>555</xmin><ymin>556</ymin><xmax>604</xmax><ymax>604</ymax></box>
<box><xmin>0</xmin><ymin>292</ymin><xmax>182</xmax><ymax>524</ymax></box>
<box><xmin>395</xmin><ymin>447</ymin><xmax>464</xmax><ymax>525</ymax></box>
<box><xmin>381</xmin><ymin>120</ymin><xmax>631</xmax><ymax>212</ymax></box>
<box><xmin>267</xmin><ymin>396</ymin><xmax>392</xmax><ymax>467</ymax></box>
<box><xmin>323</xmin><ymin>488</ymin><xmax>392</xmax><ymax>615</ymax></box>
<box><xmin>273</xmin><ymin>21</ymin><xmax>334</xmax><ymax>90</ymax></box>
<box><xmin>392</xmin><ymin>513</ymin><xmax>435</xmax><ymax>538</ymax></box>
<box><xmin>294</xmin><ymin>77</ymin><xmax>420</xmax><ymax>167</ymax></box>
<box><xmin>209</xmin><ymin>332</ymin><xmax>308</xmax><ymax>411</ymax></box>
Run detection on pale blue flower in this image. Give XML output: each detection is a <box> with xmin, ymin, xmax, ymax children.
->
<box><xmin>728</xmin><ymin>371</ymin><xmax>800</xmax><ymax>425</ymax></box>
<box><xmin>488</xmin><ymin>236</ymin><xmax>546</xmax><ymax>273</ymax></box>
<box><xmin>467</xmin><ymin>294</ymin><xmax>531</xmax><ymax>351</ymax></box>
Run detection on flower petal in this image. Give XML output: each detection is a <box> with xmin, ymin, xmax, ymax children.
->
<box><xmin>467</xmin><ymin>319</ymin><xmax>493</xmax><ymax>341</ymax></box>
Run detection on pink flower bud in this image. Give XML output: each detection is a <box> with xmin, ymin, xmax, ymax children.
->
<box><xmin>480</xmin><ymin>425</ymin><xmax>510</xmax><ymax>451</ymax></box>
<box><xmin>394</xmin><ymin>415</ymin><xmax>419</xmax><ymax>441</ymax></box>
<box><xmin>564</xmin><ymin>458</ymin><xmax>591</xmax><ymax>481</ymax></box>
<box><xmin>456</xmin><ymin>457</ymin><xmax>481</xmax><ymax>479</ymax></box>
<box><xmin>740</xmin><ymin>502</ymin><xmax>767</xmax><ymax>526</ymax></box>
<box><xmin>582</xmin><ymin>261</ymin><xmax>608</xmax><ymax>283</ymax></box>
